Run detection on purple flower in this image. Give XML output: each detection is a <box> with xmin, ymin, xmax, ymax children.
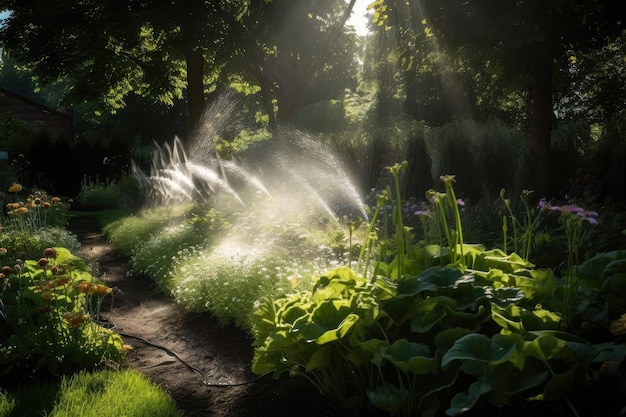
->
<box><xmin>457</xmin><ymin>199</ymin><xmax>465</xmax><ymax>207</ymax></box>
<box><xmin>414</xmin><ymin>210</ymin><xmax>430</xmax><ymax>217</ymax></box>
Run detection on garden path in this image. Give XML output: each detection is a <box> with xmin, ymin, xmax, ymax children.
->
<box><xmin>67</xmin><ymin>215</ymin><xmax>339</xmax><ymax>417</ymax></box>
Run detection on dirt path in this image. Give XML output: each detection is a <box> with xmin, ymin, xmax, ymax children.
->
<box><xmin>68</xmin><ymin>215</ymin><xmax>339</xmax><ymax>417</ymax></box>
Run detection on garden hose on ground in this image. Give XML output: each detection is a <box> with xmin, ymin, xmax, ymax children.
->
<box><xmin>118</xmin><ymin>331</ymin><xmax>272</xmax><ymax>387</ymax></box>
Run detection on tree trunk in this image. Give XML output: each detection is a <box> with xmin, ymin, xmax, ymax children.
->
<box><xmin>183</xmin><ymin>48</ymin><xmax>205</xmax><ymax>148</ymax></box>
<box><xmin>530</xmin><ymin>42</ymin><xmax>554</xmax><ymax>199</ymax></box>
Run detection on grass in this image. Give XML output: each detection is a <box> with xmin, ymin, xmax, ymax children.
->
<box><xmin>0</xmin><ymin>369</ymin><xmax>183</xmax><ymax>417</ymax></box>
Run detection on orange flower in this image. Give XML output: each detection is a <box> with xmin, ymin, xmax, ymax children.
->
<box><xmin>76</xmin><ymin>281</ymin><xmax>93</xmax><ymax>294</ymax></box>
<box><xmin>43</xmin><ymin>202</ymin><xmax>51</xmax><ymax>208</ymax></box>
<box><xmin>8</xmin><ymin>183</ymin><xmax>22</xmax><ymax>193</ymax></box>
<box><xmin>91</xmin><ymin>283</ymin><xmax>113</xmax><ymax>297</ymax></box>
<box><xmin>54</xmin><ymin>276</ymin><xmax>70</xmax><ymax>286</ymax></box>
<box><xmin>76</xmin><ymin>281</ymin><xmax>112</xmax><ymax>297</ymax></box>
<box><xmin>6</xmin><ymin>202</ymin><xmax>20</xmax><ymax>210</ymax></box>
<box><xmin>63</xmin><ymin>311</ymin><xmax>89</xmax><ymax>328</ymax></box>
<box><xmin>37</xmin><ymin>305</ymin><xmax>51</xmax><ymax>314</ymax></box>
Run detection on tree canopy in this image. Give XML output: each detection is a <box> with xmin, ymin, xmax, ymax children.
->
<box><xmin>369</xmin><ymin>0</ymin><xmax>625</xmax><ymax>196</ymax></box>
<box><xmin>0</xmin><ymin>0</ymin><xmax>359</xmax><ymax>143</ymax></box>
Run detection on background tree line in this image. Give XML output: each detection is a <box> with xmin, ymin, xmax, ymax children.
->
<box><xmin>0</xmin><ymin>0</ymin><xmax>624</xmax><ymax>206</ymax></box>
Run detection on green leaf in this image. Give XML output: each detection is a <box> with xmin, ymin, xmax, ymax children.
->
<box><xmin>381</xmin><ymin>339</ymin><xmax>433</xmax><ymax>373</ymax></box>
<box><xmin>446</xmin><ymin>381</ymin><xmax>492</xmax><ymax>416</ymax></box>
<box><xmin>543</xmin><ymin>369</ymin><xmax>575</xmax><ymax>400</ymax></box>
<box><xmin>524</xmin><ymin>333</ymin><xmax>568</xmax><ymax>363</ymax></box>
<box><xmin>306</xmin><ymin>345</ymin><xmax>332</xmax><ymax>371</ymax></box>
<box><xmin>434</xmin><ymin>327</ymin><xmax>471</xmax><ymax>351</ymax></box>
<box><xmin>485</xmin><ymin>287</ymin><xmax>525</xmax><ymax>307</ymax></box>
<box><xmin>485</xmin><ymin>359</ymin><xmax>550</xmax><ymax>406</ymax></box>
<box><xmin>396</xmin><ymin>275</ymin><xmax>438</xmax><ymax>296</ymax></box>
<box><xmin>441</xmin><ymin>333</ymin><xmax>518</xmax><ymax>367</ymax></box>
<box><xmin>410</xmin><ymin>297</ymin><xmax>448</xmax><ymax>333</ymax></box>
<box><xmin>367</xmin><ymin>383</ymin><xmax>409</xmax><ymax>412</ymax></box>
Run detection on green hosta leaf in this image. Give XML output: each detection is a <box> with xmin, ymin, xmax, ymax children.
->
<box><xmin>395</xmin><ymin>275</ymin><xmax>438</xmax><ymax>297</ymax></box>
<box><xmin>434</xmin><ymin>327</ymin><xmax>472</xmax><ymax>351</ymax></box>
<box><xmin>411</xmin><ymin>297</ymin><xmax>449</xmax><ymax>333</ymax></box>
<box><xmin>592</xmin><ymin>342</ymin><xmax>626</xmax><ymax>363</ymax></box>
<box><xmin>485</xmin><ymin>359</ymin><xmax>550</xmax><ymax>406</ymax></box>
<box><xmin>418</xmin><ymin>267</ymin><xmax>465</xmax><ymax>288</ymax></box>
<box><xmin>281</xmin><ymin>305</ymin><xmax>309</xmax><ymax>326</ymax></box>
<box><xmin>444</xmin><ymin>305</ymin><xmax>488</xmax><ymax>331</ymax></box>
<box><xmin>524</xmin><ymin>333</ymin><xmax>571</xmax><ymax>363</ymax></box>
<box><xmin>381</xmin><ymin>339</ymin><xmax>434</xmax><ymax>373</ymax></box>
<box><xmin>492</xmin><ymin>304</ymin><xmax>563</xmax><ymax>334</ymax></box>
<box><xmin>543</xmin><ymin>369</ymin><xmax>575</xmax><ymax>400</ymax></box>
<box><xmin>306</xmin><ymin>345</ymin><xmax>333</xmax><ymax>371</ymax></box>
<box><xmin>367</xmin><ymin>383</ymin><xmax>409</xmax><ymax>412</ymax></box>
<box><xmin>441</xmin><ymin>333</ymin><xmax>519</xmax><ymax>368</ymax></box>
<box><xmin>479</xmin><ymin>249</ymin><xmax>535</xmax><ymax>272</ymax></box>
<box><xmin>485</xmin><ymin>287</ymin><xmax>525</xmax><ymax>307</ymax></box>
<box><xmin>302</xmin><ymin>312</ymin><xmax>360</xmax><ymax>344</ymax></box>
<box><xmin>446</xmin><ymin>381</ymin><xmax>492</xmax><ymax>416</ymax></box>
<box><xmin>350</xmin><ymin>338</ymin><xmax>386</xmax><ymax>367</ymax></box>
<box><xmin>370</xmin><ymin>274</ymin><xmax>397</xmax><ymax>300</ymax></box>
<box><xmin>577</xmin><ymin>250</ymin><xmax>626</xmax><ymax>286</ymax></box>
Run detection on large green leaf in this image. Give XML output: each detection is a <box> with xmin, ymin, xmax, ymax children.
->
<box><xmin>380</xmin><ymin>339</ymin><xmax>434</xmax><ymax>373</ymax></box>
<box><xmin>524</xmin><ymin>333</ymin><xmax>570</xmax><ymax>363</ymax></box>
<box><xmin>441</xmin><ymin>333</ymin><xmax>519</xmax><ymax>367</ymax></box>
<box><xmin>446</xmin><ymin>381</ymin><xmax>492</xmax><ymax>416</ymax></box>
<box><xmin>410</xmin><ymin>297</ymin><xmax>450</xmax><ymax>333</ymax></box>
<box><xmin>367</xmin><ymin>383</ymin><xmax>409</xmax><ymax>412</ymax></box>
<box><xmin>485</xmin><ymin>359</ymin><xmax>550</xmax><ymax>406</ymax></box>
<box><xmin>543</xmin><ymin>369</ymin><xmax>575</xmax><ymax>400</ymax></box>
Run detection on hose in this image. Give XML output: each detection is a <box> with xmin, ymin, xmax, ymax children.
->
<box><xmin>118</xmin><ymin>331</ymin><xmax>272</xmax><ymax>387</ymax></box>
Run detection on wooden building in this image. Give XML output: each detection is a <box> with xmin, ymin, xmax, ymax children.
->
<box><xmin>0</xmin><ymin>87</ymin><xmax>73</xmax><ymax>143</ymax></box>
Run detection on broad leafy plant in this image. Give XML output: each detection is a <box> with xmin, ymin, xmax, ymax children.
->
<box><xmin>251</xmin><ymin>164</ymin><xmax>626</xmax><ymax>416</ymax></box>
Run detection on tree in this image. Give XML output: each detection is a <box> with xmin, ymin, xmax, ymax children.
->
<box><xmin>369</xmin><ymin>0</ymin><xmax>625</xmax><ymax>197</ymax></box>
<box><xmin>0</xmin><ymin>0</ymin><xmax>360</xmax><ymax>147</ymax></box>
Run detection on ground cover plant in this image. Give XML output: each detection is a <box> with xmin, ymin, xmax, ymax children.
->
<box><xmin>104</xmin><ymin>197</ymin><xmax>360</xmax><ymax>329</ymax></box>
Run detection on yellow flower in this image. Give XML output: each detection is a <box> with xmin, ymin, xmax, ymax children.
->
<box><xmin>8</xmin><ymin>183</ymin><xmax>22</xmax><ymax>193</ymax></box>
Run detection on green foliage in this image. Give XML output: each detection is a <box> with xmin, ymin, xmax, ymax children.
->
<box><xmin>0</xmin><ymin>186</ymin><xmax>78</xmax><ymax>259</ymax></box>
<box><xmin>105</xmin><ymin>201</ymin><xmax>358</xmax><ymax>329</ymax></box>
<box><xmin>0</xmin><ymin>247</ymin><xmax>126</xmax><ymax>378</ymax></box>
<box><xmin>0</xmin><ymin>369</ymin><xmax>183</xmax><ymax>417</ymax></box>
<box><xmin>76</xmin><ymin>176</ymin><xmax>124</xmax><ymax>210</ymax></box>
<box><xmin>250</xmin><ymin>166</ymin><xmax>626</xmax><ymax>416</ymax></box>
<box><xmin>0</xmin><ymin>113</ymin><xmax>38</xmax><ymax>157</ymax></box>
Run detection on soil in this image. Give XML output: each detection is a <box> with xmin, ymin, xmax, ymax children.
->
<box><xmin>67</xmin><ymin>215</ymin><xmax>341</xmax><ymax>417</ymax></box>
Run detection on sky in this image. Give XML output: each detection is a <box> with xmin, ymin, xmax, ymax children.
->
<box><xmin>346</xmin><ymin>0</ymin><xmax>372</xmax><ymax>36</ymax></box>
